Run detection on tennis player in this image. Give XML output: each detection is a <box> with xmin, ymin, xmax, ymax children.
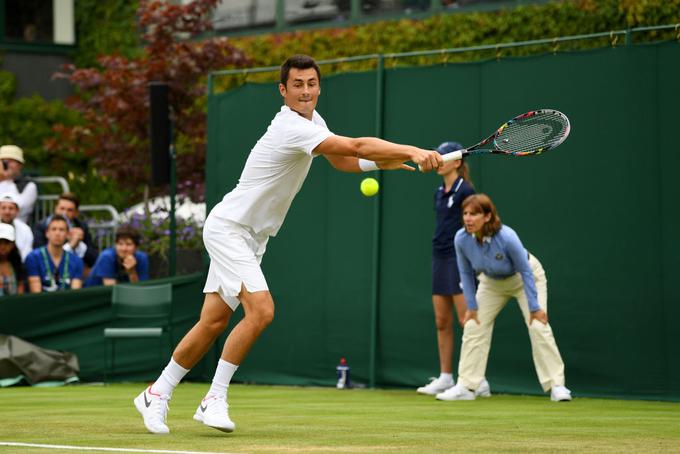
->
<box><xmin>435</xmin><ymin>194</ymin><xmax>571</xmax><ymax>402</ymax></box>
<box><xmin>134</xmin><ymin>54</ymin><xmax>444</xmax><ymax>434</ymax></box>
<box><xmin>416</xmin><ymin>142</ymin><xmax>491</xmax><ymax>398</ymax></box>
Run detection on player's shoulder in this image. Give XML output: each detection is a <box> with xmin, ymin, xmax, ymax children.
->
<box><xmin>497</xmin><ymin>225</ymin><xmax>520</xmax><ymax>241</ymax></box>
<box><xmin>275</xmin><ymin>105</ymin><xmax>307</xmax><ymax>123</ymax></box>
<box><xmin>97</xmin><ymin>247</ymin><xmax>116</xmax><ymax>260</ymax></box>
<box><xmin>454</xmin><ymin>227</ymin><xmax>469</xmax><ymax>243</ymax></box>
<box><xmin>26</xmin><ymin>248</ymin><xmax>41</xmax><ymax>261</ymax></box>
<box><xmin>460</xmin><ymin>180</ymin><xmax>475</xmax><ymax>194</ymax></box>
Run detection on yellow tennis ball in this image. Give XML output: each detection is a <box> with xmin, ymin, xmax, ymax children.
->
<box><xmin>360</xmin><ymin>177</ymin><xmax>379</xmax><ymax>197</ymax></box>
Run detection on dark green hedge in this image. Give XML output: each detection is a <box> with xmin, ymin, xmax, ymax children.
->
<box><xmin>227</xmin><ymin>0</ymin><xmax>680</xmax><ymax>77</ymax></box>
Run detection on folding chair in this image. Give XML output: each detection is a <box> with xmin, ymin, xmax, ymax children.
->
<box><xmin>103</xmin><ymin>283</ymin><xmax>172</xmax><ymax>378</ymax></box>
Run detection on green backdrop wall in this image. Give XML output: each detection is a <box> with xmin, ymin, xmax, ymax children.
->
<box><xmin>205</xmin><ymin>42</ymin><xmax>680</xmax><ymax>401</ymax></box>
<box><xmin>2</xmin><ymin>43</ymin><xmax>677</xmax><ymax>401</ymax></box>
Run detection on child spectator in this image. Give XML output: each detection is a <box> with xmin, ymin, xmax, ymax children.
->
<box><xmin>85</xmin><ymin>225</ymin><xmax>149</xmax><ymax>287</ymax></box>
<box><xmin>25</xmin><ymin>214</ymin><xmax>83</xmax><ymax>292</ymax></box>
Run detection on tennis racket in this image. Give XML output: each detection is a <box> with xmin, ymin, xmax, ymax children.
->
<box><xmin>419</xmin><ymin>109</ymin><xmax>570</xmax><ymax>171</ymax></box>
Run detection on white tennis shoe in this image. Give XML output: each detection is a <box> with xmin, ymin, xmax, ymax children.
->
<box><xmin>193</xmin><ymin>394</ymin><xmax>236</xmax><ymax>432</ymax></box>
<box><xmin>134</xmin><ymin>386</ymin><xmax>170</xmax><ymax>434</ymax></box>
<box><xmin>475</xmin><ymin>379</ymin><xmax>492</xmax><ymax>397</ymax></box>
<box><xmin>436</xmin><ymin>383</ymin><xmax>476</xmax><ymax>401</ymax></box>
<box><xmin>417</xmin><ymin>376</ymin><xmax>455</xmax><ymax>395</ymax></box>
<box><xmin>550</xmin><ymin>385</ymin><xmax>572</xmax><ymax>401</ymax></box>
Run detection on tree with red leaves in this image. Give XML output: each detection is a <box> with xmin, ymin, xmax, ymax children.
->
<box><xmin>49</xmin><ymin>0</ymin><xmax>250</xmax><ymax>204</ymax></box>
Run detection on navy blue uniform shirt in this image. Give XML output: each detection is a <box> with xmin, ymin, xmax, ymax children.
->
<box><xmin>432</xmin><ymin>177</ymin><xmax>475</xmax><ymax>258</ymax></box>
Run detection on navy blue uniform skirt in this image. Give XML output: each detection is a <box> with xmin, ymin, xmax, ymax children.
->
<box><xmin>432</xmin><ymin>255</ymin><xmax>463</xmax><ymax>296</ymax></box>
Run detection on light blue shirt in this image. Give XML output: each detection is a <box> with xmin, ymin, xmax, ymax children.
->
<box><xmin>454</xmin><ymin>225</ymin><xmax>539</xmax><ymax>312</ymax></box>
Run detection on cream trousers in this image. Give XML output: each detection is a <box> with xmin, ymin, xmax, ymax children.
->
<box><xmin>457</xmin><ymin>255</ymin><xmax>565</xmax><ymax>392</ymax></box>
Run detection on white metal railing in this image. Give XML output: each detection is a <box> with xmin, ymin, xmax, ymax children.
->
<box><xmin>32</xmin><ymin>176</ymin><xmax>121</xmax><ymax>250</ymax></box>
<box><xmin>79</xmin><ymin>204</ymin><xmax>121</xmax><ymax>251</ymax></box>
<box><xmin>32</xmin><ymin>176</ymin><xmax>70</xmax><ymax>226</ymax></box>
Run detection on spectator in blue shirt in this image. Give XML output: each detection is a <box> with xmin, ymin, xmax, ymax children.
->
<box><xmin>85</xmin><ymin>225</ymin><xmax>149</xmax><ymax>287</ymax></box>
<box><xmin>436</xmin><ymin>194</ymin><xmax>571</xmax><ymax>402</ymax></box>
<box><xmin>33</xmin><ymin>192</ymin><xmax>99</xmax><ymax>274</ymax></box>
<box><xmin>25</xmin><ymin>214</ymin><xmax>84</xmax><ymax>292</ymax></box>
<box><xmin>417</xmin><ymin>142</ymin><xmax>491</xmax><ymax>398</ymax></box>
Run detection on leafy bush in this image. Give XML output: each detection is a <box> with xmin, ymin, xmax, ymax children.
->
<box><xmin>74</xmin><ymin>0</ymin><xmax>142</xmax><ymax>68</ymax></box>
<box><xmin>223</xmin><ymin>0</ymin><xmax>680</xmax><ymax>83</ymax></box>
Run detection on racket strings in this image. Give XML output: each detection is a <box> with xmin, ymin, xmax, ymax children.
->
<box><xmin>496</xmin><ymin>113</ymin><xmax>569</xmax><ymax>154</ymax></box>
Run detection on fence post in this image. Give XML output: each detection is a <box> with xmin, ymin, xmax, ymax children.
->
<box><xmin>368</xmin><ymin>54</ymin><xmax>384</xmax><ymax>390</ymax></box>
<box><xmin>275</xmin><ymin>0</ymin><xmax>285</xmax><ymax>30</ymax></box>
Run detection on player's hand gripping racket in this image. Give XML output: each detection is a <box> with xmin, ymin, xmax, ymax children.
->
<box><xmin>419</xmin><ymin>109</ymin><xmax>570</xmax><ymax>171</ymax></box>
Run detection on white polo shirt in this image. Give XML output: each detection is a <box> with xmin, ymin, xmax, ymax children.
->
<box><xmin>210</xmin><ymin>105</ymin><xmax>333</xmax><ymax>237</ymax></box>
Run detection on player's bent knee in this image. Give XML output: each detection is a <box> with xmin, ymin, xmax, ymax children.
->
<box><xmin>242</xmin><ymin>293</ymin><xmax>275</xmax><ymax>328</ymax></box>
<box><xmin>252</xmin><ymin>304</ymin><xmax>275</xmax><ymax>327</ymax></box>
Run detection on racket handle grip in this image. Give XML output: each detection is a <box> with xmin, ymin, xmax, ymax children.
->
<box><xmin>418</xmin><ymin>150</ymin><xmax>463</xmax><ymax>171</ymax></box>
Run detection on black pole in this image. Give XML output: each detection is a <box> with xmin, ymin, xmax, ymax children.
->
<box><xmin>169</xmin><ymin>121</ymin><xmax>177</xmax><ymax>277</ymax></box>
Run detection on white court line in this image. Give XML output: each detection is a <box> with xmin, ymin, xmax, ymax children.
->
<box><xmin>0</xmin><ymin>442</ymin><xmax>238</xmax><ymax>454</ymax></box>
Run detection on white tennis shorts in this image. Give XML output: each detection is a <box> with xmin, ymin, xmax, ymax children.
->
<box><xmin>202</xmin><ymin>214</ymin><xmax>269</xmax><ymax>310</ymax></box>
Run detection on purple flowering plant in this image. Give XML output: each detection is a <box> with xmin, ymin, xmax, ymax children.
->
<box><xmin>125</xmin><ymin>201</ymin><xmax>204</xmax><ymax>259</ymax></box>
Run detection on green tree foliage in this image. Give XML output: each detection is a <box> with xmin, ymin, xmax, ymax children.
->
<box><xmin>0</xmin><ymin>70</ymin><xmax>127</xmax><ymax>207</ymax></box>
<box><xmin>74</xmin><ymin>0</ymin><xmax>141</xmax><ymax>68</ymax></box>
<box><xmin>49</xmin><ymin>0</ymin><xmax>250</xmax><ymax>206</ymax></box>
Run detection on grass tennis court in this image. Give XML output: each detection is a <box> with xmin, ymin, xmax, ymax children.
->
<box><xmin>1</xmin><ymin>383</ymin><xmax>679</xmax><ymax>453</ymax></box>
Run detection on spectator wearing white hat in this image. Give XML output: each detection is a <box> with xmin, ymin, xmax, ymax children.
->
<box><xmin>0</xmin><ymin>145</ymin><xmax>38</xmax><ymax>224</ymax></box>
<box><xmin>0</xmin><ymin>223</ymin><xmax>26</xmax><ymax>296</ymax></box>
<box><xmin>0</xmin><ymin>192</ymin><xmax>34</xmax><ymax>261</ymax></box>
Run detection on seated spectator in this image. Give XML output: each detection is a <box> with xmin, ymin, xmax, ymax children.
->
<box><xmin>0</xmin><ymin>145</ymin><xmax>38</xmax><ymax>224</ymax></box>
<box><xmin>25</xmin><ymin>215</ymin><xmax>83</xmax><ymax>292</ymax></box>
<box><xmin>0</xmin><ymin>223</ymin><xmax>26</xmax><ymax>295</ymax></box>
<box><xmin>0</xmin><ymin>192</ymin><xmax>34</xmax><ymax>261</ymax></box>
<box><xmin>33</xmin><ymin>192</ymin><xmax>98</xmax><ymax>274</ymax></box>
<box><xmin>85</xmin><ymin>225</ymin><xmax>149</xmax><ymax>287</ymax></box>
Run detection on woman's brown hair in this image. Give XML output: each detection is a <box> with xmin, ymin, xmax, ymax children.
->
<box><xmin>456</xmin><ymin>158</ymin><xmax>473</xmax><ymax>187</ymax></box>
<box><xmin>461</xmin><ymin>193</ymin><xmax>502</xmax><ymax>238</ymax></box>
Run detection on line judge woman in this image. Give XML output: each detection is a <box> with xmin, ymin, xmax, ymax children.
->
<box><xmin>417</xmin><ymin>142</ymin><xmax>490</xmax><ymax>398</ymax></box>
<box><xmin>436</xmin><ymin>193</ymin><xmax>571</xmax><ymax>402</ymax></box>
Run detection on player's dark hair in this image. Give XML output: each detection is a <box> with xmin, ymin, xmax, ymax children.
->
<box><xmin>461</xmin><ymin>194</ymin><xmax>502</xmax><ymax>238</ymax></box>
<box><xmin>47</xmin><ymin>214</ymin><xmax>69</xmax><ymax>228</ymax></box>
<box><xmin>280</xmin><ymin>55</ymin><xmax>321</xmax><ymax>87</ymax></box>
<box><xmin>58</xmin><ymin>192</ymin><xmax>80</xmax><ymax>209</ymax></box>
<box><xmin>115</xmin><ymin>224</ymin><xmax>141</xmax><ymax>246</ymax></box>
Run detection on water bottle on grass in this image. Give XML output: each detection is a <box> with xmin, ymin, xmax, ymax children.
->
<box><xmin>336</xmin><ymin>357</ymin><xmax>351</xmax><ymax>389</ymax></box>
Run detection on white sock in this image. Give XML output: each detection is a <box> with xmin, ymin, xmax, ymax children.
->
<box><xmin>207</xmin><ymin>359</ymin><xmax>238</xmax><ymax>398</ymax></box>
<box><xmin>439</xmin><ymin>372</ymin><xmax>454</xmax><ymax>383</ymax></box>
<box><xmin>151</xmin><ymin>358</ymin><xmax>190</xmax><ymax>396</ymax></box>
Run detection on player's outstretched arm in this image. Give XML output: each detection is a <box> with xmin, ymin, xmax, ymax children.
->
<box><xmin>314</xmin><ymin>135</ymin><xmax>443</xmax><ymax>172</ymax></box>
<box><xmin>324</xmin><ymin>154</ymin><xmax>414</xmax><ymax>173</ymax></box>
